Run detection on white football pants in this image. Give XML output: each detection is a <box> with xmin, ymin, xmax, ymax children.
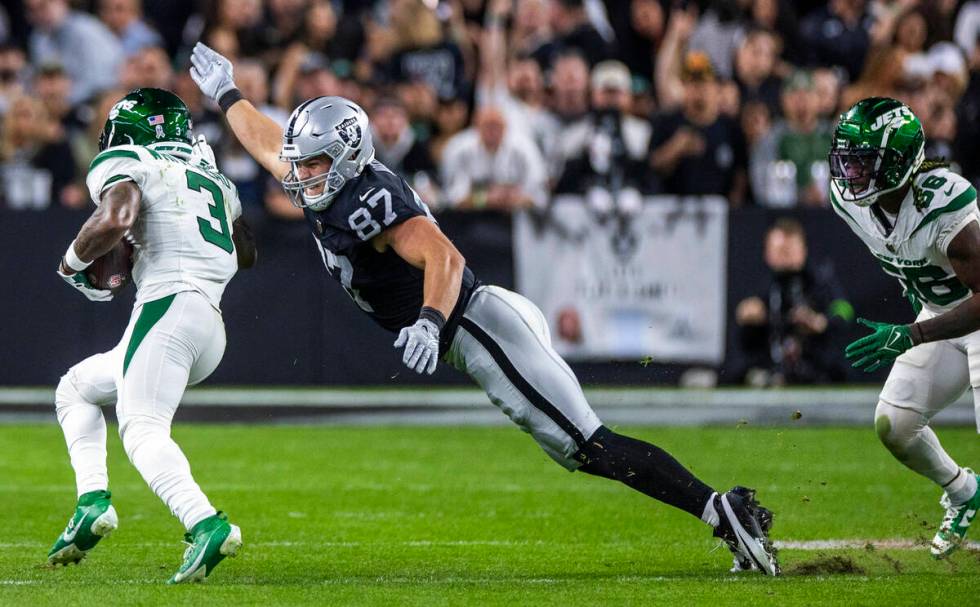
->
<box><xmin>55</xmin><ymin>290</ymin><xmax>225</xmax><ymax>530</ymax></box>
<box><xmin>876</xmin><ymin>308</ymin><xmax>980</xmax><ymax>503</ymax></box>
<box><xmin>446</xmin><ymin>285</ymin><xmax>603</xmax><ymax>469</ymax></box>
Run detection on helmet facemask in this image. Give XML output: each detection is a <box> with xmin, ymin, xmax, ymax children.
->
<box><xmin>281</xmin><ymin>146</ymin><xmax>345</xmax><ymax>212</ymax></box>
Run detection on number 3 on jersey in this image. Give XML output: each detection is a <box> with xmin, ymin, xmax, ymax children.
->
<box><xmin>186</xmin><ymin>169</ymin><xmax>234</xmax><ymax>253</ymax></box>
<box><xmin>349</xmin><ymin>188</ymin><xmax>397</xmax><ymax>240</ymax></box>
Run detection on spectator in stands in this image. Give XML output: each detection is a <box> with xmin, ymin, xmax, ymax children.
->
<box><xmin>649</xmin><ymin>52</ymin><xmax>748</xmax><ymax>206</ymax></box>
<box><xmin>383</xmin><ymin>0</ymin><xmax>467</xmax><ymax>102</ymax></box>
<box><xmin>33</xmin><ymin>64</ymin><xmax>85</xmax><ymax>135</ymax></box>
<box><xmin>747</xmin><ymin>0</ymin><xmax>802</xmax><ymax>64</ymax></box>
<box><xmin>119</xmin><ymin>46</ymin><xmax>174</xmax><ymax>91</ymax></box>
<box><xmin>440</xmin><ymin>105</ymin><xmax>547</xmax><ymax>211</ymax></box>
<box><xmin>800</xmin><ymin>0</ymin><xmax>874</xmax><ymax>82</ymax></box>
<box><xmin>478</xmin><ymin>0</ymin><xmax>560</xmax><ymax>156</ymax></box>
<box><xmin>0</xmin><ymin>94</ymin><xmax>79</xmax><ymax>210</ymax></box>
<box><xmin>740</xmin><ymin>99</ymin><xmax>773</xmax><ymax>151</ymax></box>
<box><xmin>554</xmin><ymin>60</ymin><xmax>652</xmax><ymax>204</ymax></box>
<box><xmin>548</xmin><ymin>49</ymin><xmax>591</xmax><ymax>126</ymax></box>
<box><xmin>750</xmin><ymin>70</ymin><xmax>832</xmax><ymax>208</ymax></box>
<box><xmin>811</xmin><ymin>66</ymin><xmax>843</xmax><ymax>119</ymax></box>
<box><xmin>207</xmin><ymin>0</ymin><xmax>264</xmax><ymax>58</ymax></box>
<box><xmin>371</xmin><ymin>95</ymin><xmax>439</xmax><ymax>204</ymax></box>
<box><xmin>688</xmin><ymin>0</ymin><xmax>744</xmax><ymax>81</ymax></box>
<box><xmin>955</xmin><ymin>1</ymin><xmax>980</xmax><ymax>58</ymax></box>
<box><xmin>734</xmin><ymin>218</ymin><xmax>850</xmax><ymax>386</ymax></box>
<box><xmin>534</xmin><ymin>0</ymin><xmax>613</xmax><ymax>68</ymax></box>
<box><xmin>0</xmin><ymin>45</ymin><xmax>28</xmax><ymax>117</ymax></box>
<box><xmin>956</xmin><ymin>29</ymin><xmax>980</xmax><ymax>185</ymax></box>
<box><xmin>25</xmin><ymin>0</ymin><xmax>123</xmax><ymax>104</ymax></box>
<box><xmin>734</xmin><ymin>28</ymin><xmax>783</xmax><ymax>116</ymax></box>
<box><xmin>655</xmin><ymin>4</ymin><xmax>698</xmax><ymax>111</ymax></box>
<box><xmin>428</xmin><ymin>95</ymin><xmax>470</xmax><ymax>166</ymax></box>
<box><xmin>98</xmin><ymin>0</ymin><xmax>163</xmax><ymax>57</ymax></box>
<box><xmin>611</xmin><ymin>0</ymin><xmax>664</xmax><ymax>89</ymax></box>
<box><xmin>510</xmin><ymin>0</ymin><xmax>553</xmax><ymax>58</ymax></box>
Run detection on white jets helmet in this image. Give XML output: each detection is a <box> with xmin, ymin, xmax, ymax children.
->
<box><xmin>279</xmin><ymin>96</ymin><xmax>375</xmax><ymax>211</ymax></box>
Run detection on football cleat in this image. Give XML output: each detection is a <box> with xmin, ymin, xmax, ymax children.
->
<box><xmin>47</xmin><ymin>490</ymin><xmax>118</xmax><ymax>566</ymax></box>
<box><xmin>714</xmin><ymin>486</ymin><xmax>779</xmax><ymax>576</ymax></box>
<box><xmin>931</xmin><ymin>470</ymin><xmax>980</xmax><ymax>559</ymax></box>
<box><xmin>728</xmin><ymin>496</ymin><xmax>773</xmax><ymax>572</ymax></box>
<box><xmin>168</xmin><ymin>511</ymin><xmax>242</xmax><ymax>584</ymax></box>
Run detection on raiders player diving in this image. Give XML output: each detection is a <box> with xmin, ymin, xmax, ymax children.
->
<box><xmin>189</xmin><ymin>43</ymin><xmax>779</xmax><ymax>575</ymax></box>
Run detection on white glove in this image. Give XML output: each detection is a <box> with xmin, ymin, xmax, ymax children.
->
<box><xmin>57</xmin><ymin>267</ymin><xmax>113</xmax><ymax>302</ymax></box>
<box><xmin>192</xmin><ymin>133</ymin><xmax>216</xmax><ymax>167</ymax></box>
<box><xmin>189</xmin><ymin>42</ymin><xmax>237</xmax><ymax>103</ymax></box>
<box><xmin>394</xmin><ymin>318</ymin><xmax>441</xmax><ymax>375</ymax></box>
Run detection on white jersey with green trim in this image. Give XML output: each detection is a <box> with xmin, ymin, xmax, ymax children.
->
<box><xmin>830</xmin><ymin>167</ymin><xmax>979</xmax><ymax>314</ymax></box>
<box><xmin>85</xmin><ymin>142</ymin><xmax>241</xmax><ymax>309</ymax></box>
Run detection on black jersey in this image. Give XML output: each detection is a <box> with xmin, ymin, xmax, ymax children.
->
<box><xmin>304</xmin><ymin>160</ymin><xmax>477</xmax><ymax>346</ymax></box>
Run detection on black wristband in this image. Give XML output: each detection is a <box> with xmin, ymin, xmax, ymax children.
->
<box><xmin>419</xmin><ymin>306</ymin><xmax>446</xmax><ymax>331</ymax></box>
<box><xmin>217</xmin><ymin>88</ymin><xmax>244</xmax><ymax>113</ymax></box>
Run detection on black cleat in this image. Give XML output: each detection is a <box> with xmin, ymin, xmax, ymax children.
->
<box><xmin>713</xmin><ymin>486</ymin><xmax>780</xmax><ymax>576</ymax></box>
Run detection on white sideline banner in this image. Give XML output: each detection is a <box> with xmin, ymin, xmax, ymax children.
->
<box><xmin>514</xmin><ymin>196</ymin><xmax>728</xmax><ymax>363</ymax></box>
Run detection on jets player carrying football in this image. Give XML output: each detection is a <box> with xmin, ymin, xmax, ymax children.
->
<box><xmin>830</xmin><ymin>97</ymin><xmax>980</xmax><ymax>557</ymax></box>
<box><xmin>189</xmin><ymin>43</ymin><xmax>779</xmax><ymax>575</ymax></box>
<box><xmin>51</xmin><ymin>88</ymin><xmax>256</xmax><ymax>582</ymax></box>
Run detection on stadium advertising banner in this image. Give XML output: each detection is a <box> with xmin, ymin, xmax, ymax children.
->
<box><xmin>515</xmin><ymin>196</ymin><xmax>728</xmax><ymax>363</ymax></box>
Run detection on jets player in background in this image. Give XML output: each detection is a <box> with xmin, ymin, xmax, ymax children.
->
<box><xmin>830</xmin><ymin>97</ymin><xmax>980</xmax><ymax>557</ymax></box>
<box><xmin>51</xmin><ymin>88</ymin><xmax>256</xmax><ymax>583</ymax></box>
<box><xmin>189</xmin><ymin>43</ymin><xmax>779</xmax><ymax>575</ymax></box>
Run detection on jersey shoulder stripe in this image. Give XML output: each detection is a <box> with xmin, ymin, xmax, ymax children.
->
<box><xmin>909</xmin><ymin>185</ymin><xmax>977</xmax><ymax>238</ymax></box>
<box><xmin>89</xmin><ymin>148</ymin><xmax>140</xmax><ymax>172</ymax></box>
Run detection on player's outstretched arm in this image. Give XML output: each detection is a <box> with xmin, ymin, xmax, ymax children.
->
<box><xmin>189</xmin><ymin>42</ymin><xmax>289</xmax><ymax>181</ymax></box>
<box><xmin>60</xmin><ymin>182</ymin><xmax>141</xmax><ymax>274</ymax></box>
<box><xmin>381</xmin><ymin>217</ymin><xmax>466</xmax><ymax>375</ymax></box>
<box><xmin>380</xmin><ymin>217</ymin><xmax>465</xmax><ymax>320</ymax></box>
<box><xmin>911</xmin><ymin>221</ymin><xmax>980</xmax><ymax>344</ymax></box>
<box><xmin>232</xmin><ymin>217</ymin><xmax>257</xmax><ymax>269</ymax></box>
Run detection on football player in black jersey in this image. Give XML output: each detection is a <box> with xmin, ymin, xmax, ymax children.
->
<box><xmin>190</xmin><ymin>43</ymin><xmax>779</xmax><ymax>575</ymax></box>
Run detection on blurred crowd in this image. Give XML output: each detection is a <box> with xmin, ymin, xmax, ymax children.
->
<box><xmin>1</xmin><ymin>0</ymin><xmax>979</xmax><ymax>218</ymax></box>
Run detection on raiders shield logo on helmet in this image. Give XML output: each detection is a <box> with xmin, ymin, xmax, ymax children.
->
<box><xmin>336</xmin><ymin>116</ymin><xmax>361</xmax><ymax>147</ymax></box>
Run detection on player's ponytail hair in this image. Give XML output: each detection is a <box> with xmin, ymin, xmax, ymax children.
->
<box><xmin>917</xmin><ymin>158</ymin><xmax>951</xmax><ymax>174</ymax></box>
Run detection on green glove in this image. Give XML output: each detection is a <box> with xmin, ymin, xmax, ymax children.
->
<box><xmin>844</xmin><ymin>318</ymin><xmax>914</xmax><ymax>373</ymax></box>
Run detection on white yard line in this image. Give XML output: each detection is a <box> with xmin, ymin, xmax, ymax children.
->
<box><xmin>774</xmin><ymin>539</ymin><xmax>980</xmax><ymax>551</ymax></box>
<box><xmin>5</xmin><ymin>539</ymin><xmax>977</xmax><ymax>550</ymax></box>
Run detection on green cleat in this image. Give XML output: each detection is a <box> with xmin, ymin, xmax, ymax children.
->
<box><xmin>168</xmin><ymin>512</ymin><xmax>242</xmax><ymax>584</ymax></box>
<box><xmin>47</xmin><ymin>490</ymin><xmax>118</xmax><ymax>566</ymax></box>
<box><xmin>931</xmin><ymin>470</ymin><xmax>980</xmax><ymax>559</ymax></box>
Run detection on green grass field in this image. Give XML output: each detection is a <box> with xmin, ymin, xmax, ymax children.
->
<box><xmin>1</xmin><ymin>423</ymin><xmax>979</xmax><ymax>605</ymax></box>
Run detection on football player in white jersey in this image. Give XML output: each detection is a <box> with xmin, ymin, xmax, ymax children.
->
<box><xmin>49</xmin><ymin>88</ymin><xmax>256</xmax><ymax>583</ymax></box>
<box><xmin>830</xmin><ymin>97</ymin><xmax>980</xmax><ymax>557</ymax></box>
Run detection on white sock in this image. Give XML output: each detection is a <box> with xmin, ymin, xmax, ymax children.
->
<box><xmin>121</xmin><ymin>419</ymin><xmax>216</xmax><ymax>530</ymax></box>
<box><xmin>55</xmin><ymin>378</ymin><xmax>109</xmax><ymax>497</ymax></box>
<box><xmin>701</xmin><ymin>492</ymin><xmax>720</xmax><ymax>527</ymax></box>
<box><xmin>946</xmin><ymin>468</ymin><xmax>979</xmax><ymax>505</ymax></box>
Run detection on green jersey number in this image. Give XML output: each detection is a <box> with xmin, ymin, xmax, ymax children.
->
<box><xmin>877</xmin><ymin>259</ymin><xmax>968</xmax><ymax>307</ymax></box>
<box><xmin>915</xmin><ymin>174</ymin><xmax>947</xmax><ymax>208</ymax></box>
<box><xmin>186</xmin><ymin>169</ymin><xmax>234</xmax><ymax>253</ymax></box>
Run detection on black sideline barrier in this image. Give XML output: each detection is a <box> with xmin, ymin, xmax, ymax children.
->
<box><xmin>0</xmin><ymin>204</ymin><xmax>908</xmax><ymax>386</ymax></box>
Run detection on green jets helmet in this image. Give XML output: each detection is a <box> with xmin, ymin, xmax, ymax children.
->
<box><xmin>828</xmin><ymin>97</ymin><xmax>924</xmax><ymax>206</ymax></box>
<box><xmin>98</xmin><ymin>88</ymin><xmax>193</xmax><ymax>151</ymax></box>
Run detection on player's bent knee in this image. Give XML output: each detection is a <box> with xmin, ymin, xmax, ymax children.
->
<box><xmin>874</xmin><ymin>402</ymin><xmax>927</xmax><ymax>457</ymax></box>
